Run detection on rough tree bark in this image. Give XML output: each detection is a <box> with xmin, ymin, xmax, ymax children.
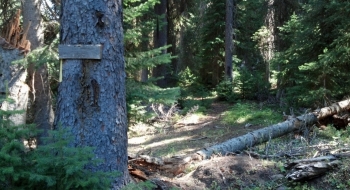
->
<box><xmin>55</xmin><ymin>0</ymin><xmax>129</xmax><ymax>188</ymax></box>
<box><xmin>22</xmin><ymin>0</ymin><xmax>54</xmax><ymax>145</ymax></box>
<box><xmin>316</xmin><ymin>99</ymin><xmax>350</xmax><ymax>119</ymax></box>
<box><xmin>0</xmin><ymin>46</ymin><xmax>29</xmax><ymax>125</ymax></box>
<box><xmin>196</xmin><ymin>99</ymin><xmax>350</xmax><ymax>159</ymax></box>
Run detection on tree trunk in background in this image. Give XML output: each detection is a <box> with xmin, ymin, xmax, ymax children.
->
<box><xmin>22</xmin><ymin>0</ymin><xmax>54</xmax><ymax>145</ymax></box>
<box><xmin>263</xmin><ymin>0</ymin><xmax>275</xmax><ymax>83</ymax></box>
<box><xmin>55</xmin><ymin>0</ymin><xmax>129</xmax><ymax>188</ymax></box>
<box><xmin>140</xmin><ymin>69</ymin><xmax>148</xmax><ymax>82</ymax></box>
<box><xmin>225</xmin><ymin>0</ymin><xmax>233</xmax><ymax>81</ymax></box>
<box><xmin>274</xmin><ymin>0</ymin><xmax>299</xmax><ymax>100</ymax></box>
<box><xmin>140</xmin><ymin>19</ymin><xmax>150</xmax><ymax>83</ymax></box>
<box><xmin>0</xmin><ymin>47</ymin><xmax>29</xmax><ymax>126</ymax></box>
<box><xmin>152</xmin><ymin>0</ymin><xmax>168</xmax><ymax>88</ymax></box>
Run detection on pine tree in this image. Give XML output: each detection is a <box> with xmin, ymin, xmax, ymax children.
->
<box><xmin>274</xmin><ymin>0</ymin><xmax>350</xmax><ymax>107</ymax></box>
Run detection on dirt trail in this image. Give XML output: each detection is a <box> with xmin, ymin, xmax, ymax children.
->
<box><xmin>128</xmin><ymin>102</ymin><xmax>284</xmax><ymax>189</ymax></box>
<box><xmin>128</xmin><ymin>102</ymin><xmax>247</xmax><ymax>157</ymax></box>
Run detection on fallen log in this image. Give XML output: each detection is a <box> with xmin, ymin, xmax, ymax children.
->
<box><xmin>196</xmin><ymin>113</ymin><xmax>317</xmax><ymax>159</ymax></box>
<box><xmin>196</xmin><ymin>99</ymin><xmax>350</xmax><ymax>160</ymax></box>
<box><xmin>315</xmin><ymin>99</ymin><xmax>350</xmax><ymax>119</ymax></box>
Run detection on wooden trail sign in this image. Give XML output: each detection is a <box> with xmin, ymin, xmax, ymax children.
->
<box><xmin>58</xmin><ymin>44</ymin><xmax>102</xmax><ymax>82</ymax></box>
<box><xmin>58</xmin><ymin>44</ymin><xmax>102</xmax><ymax>59</ymax></box>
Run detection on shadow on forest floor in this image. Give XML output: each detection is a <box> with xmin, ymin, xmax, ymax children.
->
<box><xmin>127</xmin><ymin>101</ymin><xmax>350</xmax><ymax>190</ymax></box>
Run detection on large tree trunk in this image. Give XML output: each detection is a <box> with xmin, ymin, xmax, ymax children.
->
<box><xmin>196</xmin><ymin>99</ymin><xmax>350</xmax><ymax>159</ymax></box>
<box><xmin>22</xmin><ymin>0</ymin><xmax>54</xmax><ymax>145</ymax></box>
<box><xmin>55</xmin><ymin>0</ymin><xmax>129</xmax><ymax>188</ymax></box>
<box><xmin>152</xmin><ymin>0</ymin><xmax>168</xmax><ymax>88</ymax></box>
<box><xmin>225</xmin><ymin>0</ymin><xmax>233</xmax><ymax>81</ymax></box>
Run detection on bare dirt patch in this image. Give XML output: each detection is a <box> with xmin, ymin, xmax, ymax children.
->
<box><xmin>128</xmin><ymin>102</ymin><xmax>265</xmax><ymax>158</ymax></box>
<box><xmin>170</xmin><ymin>155</ymin><xmax>280</xmax><ymax>190</ymax></box>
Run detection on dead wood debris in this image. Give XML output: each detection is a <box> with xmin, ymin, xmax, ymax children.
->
<box><xmin>285</xmin><ymin>155</ymin><xmax>342</xmax><ymax>181</ymax></box>
<box><xmin>1</xmin><ymin>9</ymin><xmax>31</xmax><ymax>55</ymax></box>
<box><xmin>243</xmin><ymin>145</ymin><xmax>350</xmax><ymax>182</ymax></box>
<box><xmin>128</xmin><ymin>154</ymin><xmax>186</xmax><ymax>189</ymax></box>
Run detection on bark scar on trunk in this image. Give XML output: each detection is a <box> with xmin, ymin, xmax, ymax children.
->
<box><xmin>91</xmin><ymin>79</ymin><xmax>99</xmax><ymax>107</ymax></box>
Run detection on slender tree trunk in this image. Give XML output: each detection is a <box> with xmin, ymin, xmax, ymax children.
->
<box><xmin>264</xmin><ymin>0</ymin><xmax>275</xmax><ymax>83</ymax></box>
<box><xmin>22</xmin><ymin>0</ymin><xmax>54</xmax><ymax>145</ymax></box>
<box><xmin>225</xmin><ymin>0</ymin><xmax>233</xmax><ymax>81</ymax></box>
<box><xmin>153</xmin><ymin>0</ymin><xmax>168</xmax><ymax>87</ymax></box>
<box><xmin>55</xmin><ymin>0</ymin><xmax>129</xmax><ymax>188</ymax></box>
<box><xmin>140</xmin><ymin>20</ymin><xmax>150</xmax><ymax>83</ymax></box>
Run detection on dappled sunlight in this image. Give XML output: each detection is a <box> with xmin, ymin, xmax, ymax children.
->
<box><xmin>179</xmin><ymin>114</ymin><xmax>201</xmax><ymax>125</ymax></box>
<box><xmin>222</xmin><ymin>102</ymin><xmax>282</xmax><ymax>126</ymax></box>
<box><xmin>235</xmin><ymin>114</ymin><xmax>252</xmax><ymax>124</ymax></box>
<box><xmin>23</xmin><ymin>139</ymin><xmax>37</xmax><ymax>150</ymax></box>
<box><xmin>144</xmin><ymin>136</ymin><xmax>193</xmax><ymax>150</ymax></box>
<box><xmin>129</xmin><ymin>135</ymin><xmax>196</xmax><ymax>157</ymax></box>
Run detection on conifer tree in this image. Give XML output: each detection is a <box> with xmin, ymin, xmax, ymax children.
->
<box><xmin>274</xmin><ymin>0</ymin><xmax>350</xmax><ymax>107</ymax></box>
<box><xmin>199</xmin><ymin>0</ymin><xmax>226</xmax><ymax>87</ymax></box>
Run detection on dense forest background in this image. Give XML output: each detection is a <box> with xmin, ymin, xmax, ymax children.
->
<box><xmin>2</xmin><ymin>0</ymin><xmax>350</xmax><ymax>117</ymax></box>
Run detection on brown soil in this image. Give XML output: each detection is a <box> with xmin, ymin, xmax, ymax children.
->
<box><xmin>128</xmin><ymin>101</ymin><xmax>285</xmax><ymax>189</ymax></box>
<box><xmin>128</xmin><ymin>102</ymin><xmax>264</xmax><ymax>157</ymax></box>
<box><xmin>170</xmin><ymin>155</ymin><xmax>279</xmax><ymax>190</ymax></box>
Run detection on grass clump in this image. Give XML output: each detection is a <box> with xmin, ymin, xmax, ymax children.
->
<box><xmin>221</xmin><ymin>101</ymin><xmax>281</xmax><ymax>127</ymax></box>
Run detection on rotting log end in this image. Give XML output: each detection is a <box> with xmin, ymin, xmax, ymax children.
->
<box><xmin>317</xmin><ymin>99</ymin><xmax>350</xmax><ymax>119</ymax></box>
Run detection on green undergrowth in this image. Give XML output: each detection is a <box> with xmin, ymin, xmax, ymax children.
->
<box><xmin>0</xmin><ymin>97</ymin><xmax>118</xmax><ymax>189</ymax></box>
<box><xmin>221</xmin><ymin>101</ymin><xmax>282</xmax><ymax>127</ymax></box>
<box><xmin>178</xmin><ymin>85</ymin><xmax>215</xmax><ymax>115</ymax></box>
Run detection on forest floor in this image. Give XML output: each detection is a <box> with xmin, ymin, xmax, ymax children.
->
<box><xmin>127</xmin><ymin>101</ymin><xmax>349</xmax><ymax>189</ymax></box>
